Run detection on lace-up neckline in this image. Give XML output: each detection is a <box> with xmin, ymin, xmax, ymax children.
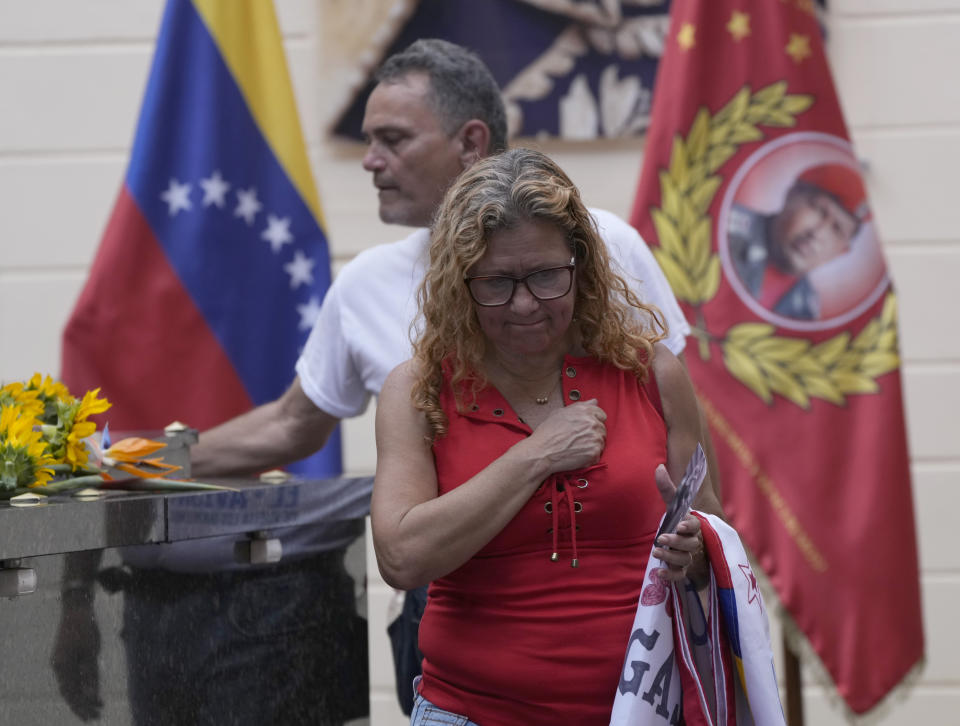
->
<box><xmin>545</xmin><ymin>463</ymin><xmax>607</xmax><ymax>567</ymax></box>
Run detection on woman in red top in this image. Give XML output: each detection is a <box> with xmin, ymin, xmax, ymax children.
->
<box><xmin>372</xmin><ymin>148</ymin><xmax>723</xmax><ymax>725</ymax></box>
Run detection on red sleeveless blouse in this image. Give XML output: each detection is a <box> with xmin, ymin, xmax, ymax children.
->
<box><xmin>418</xmin><ymin>354</ymin><xmax>667</xmax><ymax>725</ymax></box>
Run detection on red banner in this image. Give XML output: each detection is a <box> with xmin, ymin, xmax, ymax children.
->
<box><xmin>631</xmin><ymin>0</ymin><xmax>922</xmax><ymax>715</ymax></box>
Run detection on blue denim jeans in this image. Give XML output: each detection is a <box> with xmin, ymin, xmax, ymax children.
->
<box><xmin>410</xmin><ymin>694</ymin><xmax>482</xmax><ymax>725</ymax></box>
<box><xmin>410</xmin><ymin>677</ymin><xmax>482</xmax><ymax>726</ymax></box>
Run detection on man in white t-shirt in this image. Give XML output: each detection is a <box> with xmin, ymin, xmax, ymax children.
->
<box><xmin>191</xmin><ymin>39</ymin><xmax>716</xmax><ymax>715</ymax></box>
<box><xmin>191</xmin><ymin>40</ymin><xmax>690</xmax><ymax>477</ymax></box>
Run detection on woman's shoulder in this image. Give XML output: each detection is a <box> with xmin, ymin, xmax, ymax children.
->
<box><xmin>649</xmin><ymin>343</ymin><xmax>700</xmax><ymax>428</ymax></box>
<box><xmin>649</xmin><ymin>343</ymin><xmax>687</xmax><ymax>406</ymax></box>
<box><xmin>651</xmin><ymin>341</ymin><xmax>683</xmax><ymax>381</ymax></box>
<box><xmin>381</xmin><ymin>359</ymin><xmax>419</xmax><ymax>400</ymax></box>
<box><xmin>378</xmin><ymin>360</ymin><xmax>433</xmax><ymax>438</ymax></box>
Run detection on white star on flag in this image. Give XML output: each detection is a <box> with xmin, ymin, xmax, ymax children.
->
<box><xmin>297</xmin><ymin>295</ymin><xmax>323</xmax><ymax>331</ymax></box>
<box><xmin>284</xmin><ymin>249</ymin><xmax>316</xmax><ymax>289</ymax></box>
<box><xmin>235</xmin><ymin>187</ymin><xmax>263</xmax><ymax>225</ymax></box>
<box><xmin>200</xmin><ymin>171</ymin><xmax>231</xmax><ymax>208</ymax></box>
<box><xmin>161</xmin><ymin>178</ymin><xmax>192</xmax><ymax>216</ymax></box>
<box><xmin>261</xmin><ymin>214</ymin><xmax>293</xmax><ymax>253</ymax></box>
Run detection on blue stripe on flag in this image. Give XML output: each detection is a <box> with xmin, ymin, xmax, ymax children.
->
<box><xmin>718</xmin><ymin>588</ymin><xmax>743</xmax><ymax>659</ymax></box>
<box><xmin>124</xmin><ymin>0</ymin><xmax>339</xmax><ymax>475</ymax></box>
<box><xmin>127</xmin><ymin>0</ymin><xmax>331</xmax><ymax>407</ymax></box>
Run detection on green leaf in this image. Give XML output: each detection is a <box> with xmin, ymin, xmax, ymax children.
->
<box><xmin>726</xmin><ymin>322</ymin><xmax>776</xmax><ymax>345</ymax></box>
<box><xmin>752</xmin><ymin>81</ymin><xmax>787</xmax><ymax>108</ymax></box>
<box><xmin>660</xmin><ymin>171</ymin><xmax>681</xmax><ymax>222</ymax></box>
<box><xmin>833</xmin><ymin>372</ymin><xmax>879</xmax><ymax>395</ymax></box>
<box><xmin>749</xmin><ymin>336</ymin><xmax>810</xmax><ymax>362</ymax></box>
<box><xmin>727</xmin><ymin>123</ymin><xmax>764</xmax><ymax>144</ymax></box>
<box><xmin>811</xmin><ymin>333</ymin><xmax>850</xmax><ymax>367</ymax></box>
<box><xmin>724</xmin><ymin>343</ymin><xmax>772</xmax><ymax>403</ymax></box>
<box><xmin>652</xmin><ymin>209</ymin><xmax>685</xmax><ymax>259</ymax></box>
<box><xmin>653</xmin><ymin>250</ymin><xmax>698</xmax><ymax>301</ymax></box>
<box><xmin>699</xmin><ymin>256</ymin><xmax>722</xmax><ymax>301</ymax></box>
<box><xmin>860</xmin><ymin>352</ymin><xmax>900</xmax><ymax>377</ymax></box>
<box><xmin>781</xmin><ymin>94</ymin><xmax>814</xmax><ymax>115</ymax></box>
<box><xmin>98</xmin><ymin>478</ymin><xmax>237</xmax><ymax>492</ymax></box>
<box><xmin>802</xmin><ymin>374</ymin><xmax>846</xmax><ymax>406</ymax></box>
<box><xmin>687</xmin><ymin>108</ymin><xmax>711</xmax><ymax>161</ymax></box>
<box><xmin>689</xmin><ymin>175</ymin><xmax>721</xmax><ymax>216</ymax></box>
<box><xmin>757</xmin><ymin>357</ymin><xmax>809</xmax><ymax>408</ymax></box>
<box><xmin>687</xmin><ymin>216</ymin><xmax>712</xmax><ymax>272</ymax></box>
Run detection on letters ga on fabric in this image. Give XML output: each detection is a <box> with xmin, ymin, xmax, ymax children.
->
<box><xmin>611</xmin><ymin>513</ymin><xmax>785</xmax><ymax>726</ymax></box>
<box><xmin>61</xmin><ymin>0</ymin><xmax>340</xmax><ymax>476</ymax></box>
<box><xmin>629</xmin><ymin>0</ymin><xmax>922</xmax><ymax>715</ymax></box>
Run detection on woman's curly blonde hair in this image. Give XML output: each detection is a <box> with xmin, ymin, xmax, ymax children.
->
<box><xmin>412</xmin><ymin>148</ymin><xmax>666</xmax><ymax>439</ymax></box>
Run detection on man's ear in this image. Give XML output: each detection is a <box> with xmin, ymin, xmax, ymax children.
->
<box><xmin>457</xmin><ymin>120</ymin><xmax>492</xmax><ymax>169</ymax></box>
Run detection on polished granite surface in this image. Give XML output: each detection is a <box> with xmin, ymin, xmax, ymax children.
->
<box><xmin>0</xmin><ymin>475</ymin><xmax>373</xmax><ymax>558</ymax></box>
<box><xmin>0</xmin><ymin>476</ymin><xmax>373</xmax><ymax>725</ymax></box>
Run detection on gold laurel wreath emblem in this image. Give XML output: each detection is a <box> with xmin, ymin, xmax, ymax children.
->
<box><xmin>650</xmin><ymin>81</ymin><xmax>901</xmax><ymax>408</ymax></box>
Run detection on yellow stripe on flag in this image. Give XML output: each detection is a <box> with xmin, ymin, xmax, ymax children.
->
<box><xmin>191</xmin><ymin>0</ymin><xmax>325</xmax><ymax>228</ymax></box>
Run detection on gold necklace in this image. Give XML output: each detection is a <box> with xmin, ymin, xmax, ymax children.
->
<box><xmin>534</xmin><ymin>377</ymin><xmax>561</xmax><ymax>405</ymax></box>
<box><xmin>488</xmin><ymin>357</ymin><xmax>562</xmax><ymax>407</ymax></box>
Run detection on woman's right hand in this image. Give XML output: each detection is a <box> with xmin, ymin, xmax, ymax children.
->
<box><xmin>528</xmin><ymin>399</ymin><xmax>607</xmax><ymax>472</ymax></box>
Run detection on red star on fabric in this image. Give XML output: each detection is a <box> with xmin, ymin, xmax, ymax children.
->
<box><xmin>739</xmin><ymin>563</ymin><xmax>763</xmax><ymax>611</ymax></box>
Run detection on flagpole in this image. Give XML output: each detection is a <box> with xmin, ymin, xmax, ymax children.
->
<box><xmin>783</xmin><ymin>633</ymin><xmax>804</xmax><ymax>725</ymax></box>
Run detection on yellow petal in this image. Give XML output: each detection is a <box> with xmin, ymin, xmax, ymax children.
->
<box><xmin>71</xmin><ymin>421</ymin><xmax>97</xmax><ymax>440</ymax></box>
<box><xmin>78</xmin><ymin>389</ymin><xmax>112</xmax><ymax>418</ymax></box>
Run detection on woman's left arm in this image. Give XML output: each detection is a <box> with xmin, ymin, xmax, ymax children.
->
<box><xmin>650</xmin><ymin>342</ymin><xmax>723</xmax><ymax>586</ymax></box>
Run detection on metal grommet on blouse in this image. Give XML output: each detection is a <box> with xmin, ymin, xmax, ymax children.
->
<box><xmin>573</xmin><ymin>501</ymin><xmax>583</xmax><ymax>513</ymax></box>
<box><xmin>565</xmin><ymin>366</ymin><xmax>577</xmax><ymax>378</ymax></box>
<box><xmin>544</xmin><ymin>501</ymin><xmax>553</xmax><ymax>514</ymax></box>
<box><xmin>493</xmin><ymin>408</ymin><xmax>504</xmax><ymax>417</ymax></box>
<box><xmin>576</xmin><ymin>478</ymin><xmax>588</xmax><ymax>489</ymax></box>
<box><xmin>568</xmin><ymin>389</ymin><xmax>581</xmax><ymax>401</ymax></box>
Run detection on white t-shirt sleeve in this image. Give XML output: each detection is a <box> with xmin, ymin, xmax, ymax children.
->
<box><xmin>591</xmin><ymin>208</ymin><xmax>690</xmax><ymax>356</ymax></box>
<box><xmin>295</xmin><ymin>280</ymin><xmax>371</xmax><ymax>420</ymax></box>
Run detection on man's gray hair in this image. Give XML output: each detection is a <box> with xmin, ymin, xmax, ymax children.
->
<box><xmin>376</xmin><ymin>38</ymin><xmax>508</xmax><ymax>154</ymax></box>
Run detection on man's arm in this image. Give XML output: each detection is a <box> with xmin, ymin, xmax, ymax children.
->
<box><xmin>191</xmin><ymin>377</ymin><xmax>339</xmax><ymax>477</ymax></box>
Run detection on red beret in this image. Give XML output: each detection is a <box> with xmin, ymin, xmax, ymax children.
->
<box><xmin>796</xmin><ymin>163</ymin><xmax>870</xmax><ymax>222</ymax></box>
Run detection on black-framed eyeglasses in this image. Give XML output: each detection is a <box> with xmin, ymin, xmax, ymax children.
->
<box><xmin>464</xmin><ymin>257</ymin><xmax>576</xmax><ymax>307</ymax></box>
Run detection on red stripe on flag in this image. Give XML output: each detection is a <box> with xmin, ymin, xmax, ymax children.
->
<box><xmin>61</xmin><ymin>186</ymin><xmax>253</xmax><ymax>431</ymax></box>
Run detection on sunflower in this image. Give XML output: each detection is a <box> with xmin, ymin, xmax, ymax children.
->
<box><xmin>25</xmin><ymin>372</ymin><xmax>73</xmax><ymax>424</ymax></box>
<box><xmin>46</xmin><ymin>388</ymin><xmax>112</xmax><ymax>469</ymax></box>
<box><xmin>0</xmin><ymin>404</ymin><xmax>56</xmax><ymax>490</ymax></box>
<box><xmin>0</xmin><ymin>381</ymin><xmax>44</xmax><ymax>421</ymax></box>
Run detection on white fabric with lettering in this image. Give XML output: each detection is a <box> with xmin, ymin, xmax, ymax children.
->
<box><xmin>610</xmin><ymin>513</ymin><xmax>785</xmax><ymax>726</ymax></box>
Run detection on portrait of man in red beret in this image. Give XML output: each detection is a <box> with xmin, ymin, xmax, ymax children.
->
<box><xmin>727</xmin><ymin>162</ymin><xmax>870</xmax><ymax>321</ymax></box>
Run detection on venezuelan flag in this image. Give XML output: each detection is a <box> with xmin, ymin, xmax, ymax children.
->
<box><xmin>61</xmin><ymin>0</ymin><xmax>340</xmax><ymax>475</ymax></box>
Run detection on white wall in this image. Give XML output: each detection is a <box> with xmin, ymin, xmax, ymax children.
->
<box><xmin>1</xmin><ymin>1</ymin><xmax>957</xmax><ymax>724</ymax></box>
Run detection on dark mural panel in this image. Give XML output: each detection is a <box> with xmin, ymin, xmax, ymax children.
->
<box><xmin>332</xmin><ymin>0</ymin><xmax>825</xmax><ymax>141</ymax></box>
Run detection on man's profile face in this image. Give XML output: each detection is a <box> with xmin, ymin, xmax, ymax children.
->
<box><xmin>770</xmin><ymin>186</ymin><xmax>858</xmax><ymax>276</ymax></box>
<box><xmin>360</xmin><ymin>73</ymin><xmax>467</xmax><ymax>228</ymax></box>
